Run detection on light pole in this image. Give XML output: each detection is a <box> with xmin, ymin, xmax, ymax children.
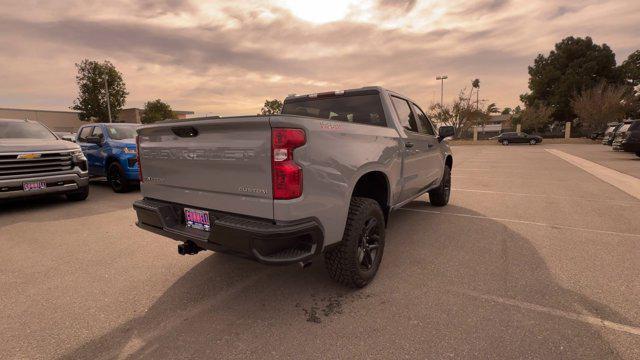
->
<box><xmin>103</xmin><ymin>75</ymin><xmax>113</xmax><ymax>123</ymax></box>
<box><xmin>436</xmin><ymin>75</ymin><xmax>448</xmax><ymax>106</ymax></box>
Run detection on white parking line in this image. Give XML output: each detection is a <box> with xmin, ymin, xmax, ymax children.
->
<box><xmin>452</xmin><ymin>188</ymin><xmax>640</xmax><ymax>207</ymax></box>
<box><xmin>450</xmin><ymin>288</ymin><xmax>640</xmax><ymax>337</ymax></box>
<box><xmin>454</xmin><ymin>168</ymin><xmax>491</xmax><ymax>171</ymax></box>
<box><xmin>452</xmin><ymin>175</ymin><xmax>569</xmax><ymax>184</ymax></box>
<box><xmin>400</xmin><ymin>208</ymin><xmax>640</xmax><ymax>238</ymax></box>
<box><xmin>546</xmin><ymin>149</ymin><xmax>640</xmax><ymax>200</ymax></box>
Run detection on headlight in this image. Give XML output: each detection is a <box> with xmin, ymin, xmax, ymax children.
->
<box><xmin>122</xmin><ymin>147</ymin><xmax>137</xmax><ymax>154</ymax></box>
<box><xmin>71</xmin><ymin>149</ymin><xmax>86</xmax><ymax>162</ymax></box>
<box><xmin>71</xmin><ymin>150</ymin><xmax>87</xmax><ymax>171</ymax></box>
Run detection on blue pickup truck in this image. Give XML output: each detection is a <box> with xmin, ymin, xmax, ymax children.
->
<box><xmin>76</xmin><ymin>123</ymin><xmax>140</xmax><ymax>192</ymax></box>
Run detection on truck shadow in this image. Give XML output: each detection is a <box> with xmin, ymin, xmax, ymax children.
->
<box><xmin>0</xmin><ymin>183</ymin><xmax>138</xmax><ymax>229</ymax></box>
<box><xmin>61</xmin><ymin>202</ymin><xmax>637</xmax><ymax>359</ymax></box>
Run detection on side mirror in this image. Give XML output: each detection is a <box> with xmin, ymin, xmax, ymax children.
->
<box><xmin>438</xmin><ymin>126</ymin><xmax>455</xmax><ymax>141</ymax></box>
<box><xmin>85</xmin><ymin>136</ymin><xmax>102</xmax><ymax>145</ymax></box>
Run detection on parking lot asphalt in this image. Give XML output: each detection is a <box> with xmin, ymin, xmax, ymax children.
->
<box><xmin>1</xmin><ymin>144</ymin><xmax>640</xmax><ymax>359</ymax></box>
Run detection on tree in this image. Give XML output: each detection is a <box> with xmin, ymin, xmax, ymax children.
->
<box><xmin>72</xmin><ymin>59</ymin><xmax>128</xmax><ymax>122</ymax></box>
<box><xmin>520</xmin><ymin>102</ymin><xmax>553</xmax><ymax>133</ymax></box>
<box><xmin>620</xmin><ymin>50</ymin><xmax>640</xmax><ymax>88</ymax></box>
<box><xmin>259</xmin><ymin>99</ymin><xmax>283</xmax><ymax>115</ymax></box>
<box><xmin>571</xmin><ymin>82</ymin><xmax>637</xmax><ymax>132</ymax></box>
<box><xmin>501</xmin><ymin>107</ymin><xmax>513</xmax><ymax>115</ymax></box>
<box><xmin>141</xmin><ymin>99</ymin><xmax>177</xmax><ymax>124</ymax></box>
<box><xmin>521</xmin><ymin>36</ymin><xmax>621</xmax><ymax>122</ymax></box>
<box><xmin>429</xmin><ymin>89</ymin><xmax>482</xmax><ymax>137</ymax></box>
<box><xmin>472</xmin><ymin>79</ymin><xmax>480</xmax><ymax>109</ymax></box>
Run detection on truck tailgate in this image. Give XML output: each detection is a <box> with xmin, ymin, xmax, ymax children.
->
<box><xmin>137</xmin><ymin>117</ymin><xmax>273</xmax><ymax>219</ymax></box>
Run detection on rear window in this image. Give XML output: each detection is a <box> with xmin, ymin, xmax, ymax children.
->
<box><xmin>281</xmin><ymin>93</ymin><xmax>387</xmax><ymax>127</ymax></box>
<box><xmin>618</xmin><ymin>124</ymin><xmax>632</xmax><ymax>132</ymax></box>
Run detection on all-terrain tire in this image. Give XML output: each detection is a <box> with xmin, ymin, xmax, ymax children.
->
<box><xmin>108</xmin><ymin>162</ymin><xmax>131</xmax><ymax>193</ymax></box>
<box><xmin>324</xmin><ymin>197</ymin><xmax>386</xmax><ymax>288</ymax></box>
<box><xmin>429</xmin><ymin>165</ymin><xmax>451</xmax><ymax>207</ymax></box>
<box><xmin>66</xmin><ymin>186</ymin><xmax>89</xmax><ymax>201</ymax></box>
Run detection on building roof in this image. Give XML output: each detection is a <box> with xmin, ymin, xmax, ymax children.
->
<box><xmin>1</xmin><ymin>107</ymin><xmax>194</xmax><ymax>115</ymax></box>
<box><xmin>0</xmin><ymin>107</ymin><xmax>79</xmax><ymax>114</ymax></box>
<box><xmin>488</xmin><ymin>114</ymin><xmax>512</xmax><ymax>123</ymax></box>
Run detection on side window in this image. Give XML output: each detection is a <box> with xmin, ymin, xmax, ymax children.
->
<box><xmin>391</xmin><ymin>96</ymin><xmax>418</xmax><ymax>133</ymax></box>
<box><xmin>78</xmin><ymin>127</ymin><xmax>93</xmax><ymax>142</ymax></box>
<box><xmin>411</xmin><ymin>103</ymin><xmax>435</xmax><ymax>136</ymax></box>
<box><xmin>92</xmin><ymin>126</ymin><xmax>104</xmax><ymax>140</ymax></box>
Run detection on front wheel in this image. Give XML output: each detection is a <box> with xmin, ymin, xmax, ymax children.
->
<box><xmin>107</xmin><ymin>162</ymin><xmax>131</xmax><ymax>193</ymax></box>
<box><xmin>529</xmin><ymin>139</ymin><xmax>537</xmax><ymax>145</ymax></box>
<box><xmin>429</xmin><ymin>165</ymin><xmax>451</xmax><ymax>207</ymax></box>
<box><xmin>324</xmin><ymin>197</ymin><xmax>386</xmax><ymax>288</ymax></box>
<box><xmin>636</xmin><ymin>151</ymin><xmax>640</xmax><ymax>158</ymax></box>
<box><xmin>502</xmin><ymin>139</ymin><xmax>509</xmax><ymax>146</ymax></box>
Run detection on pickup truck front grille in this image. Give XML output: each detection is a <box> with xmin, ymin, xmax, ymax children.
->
<box><xmin>0</xmin><ymin>152</ymin><xmax>75</xmax><ymax>178</ymax></box>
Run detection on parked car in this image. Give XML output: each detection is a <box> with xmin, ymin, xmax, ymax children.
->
<box><xmin>589</xmin><ymin>130</ymin><xmax>604</xmax><ymax>141</ymax></box>
<box><xmin>133</xmin><ymin>86</ymin><xmax>455</xmax><ymax>288</ymax></box>
<box><xmin>612</xmin><ymin>119</ymin><xmax>640</xmax><ymax>155</ymax></box>
<box><xmin>76</xmin><ymin>123</ymin><xmax>140</xmax><ymax>193</ymax></box>
<box><xmin>496</xmin><ymin>132</ymin><xmax>542</xmax><ymax>145</ymax></box>
<box><xmin>602</xmin><ymin>122</ymin><xmax>622</xmax><ymax>145</ymax></box>
<box><xmin>0</xmin><ymin>118</ymin><xmax>89</xmax><ymax>201</ymax></box>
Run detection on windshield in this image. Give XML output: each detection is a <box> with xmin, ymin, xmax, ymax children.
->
<box><xmin>281</xmin><ymin>93</ymin><xmax>387</xmax><ymax>127</ymax></box>
<box><xmin>0</xmin><ymin>121</ymin><xmax>57</xmax><ymax>140</ymax></box>
<box><xmin>618</xmin><ymin>124</ymin><xmax>631</xmax><ymax>132</ymax></box>
<box><xmin>106</xmin><ymin>125</ymin><xmax>138</xmax><ymax>140</ymax></box>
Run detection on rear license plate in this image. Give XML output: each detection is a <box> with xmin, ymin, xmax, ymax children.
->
<box><xmin>23</xmin><ymin>181</ymin><xmax>47</xmax><ymax>192</ymax></box>
<box><xmin>184</xmin><ymin>208</ymin><xmax>211</xmax><ymax>231</ymax></box>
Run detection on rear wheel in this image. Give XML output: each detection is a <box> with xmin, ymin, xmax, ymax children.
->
<box><xmin>502</xmin><ymin>139</ymin><xmax>509</xmax><ymax>146</ymax></box>
<box><xmin>324</xmin><ymin>197</ymin><xmax>385</xmax><ymax>288</ymax></box>
<box><xmin>107</xmin><ymin>162</ymin><xmax>131</xmax><ymax>193</ymax></box>
<box><xmin>429</xmin><ymin>165</ymin><xmax>451</xmax><ymax>207</ymax></box>
<box><xmin>66</xmin><ymin>185</ymin><xmax>89</xmax><ymax>201</ymax></box>
<box><xmin>636</xmin><ymin>151</ymin><xmax>640</xmax><ymax>158</ymax></box>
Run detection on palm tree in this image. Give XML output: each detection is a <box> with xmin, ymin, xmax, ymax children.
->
<box><xmin>472</xmin><ymin>79</ymin><xmax>480</xmax><ymax>109</ymax></box>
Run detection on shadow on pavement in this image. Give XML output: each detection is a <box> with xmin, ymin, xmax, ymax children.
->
<box><xmin>61</xmin><ymin>201</ymin><xmax>638</xmax><ymax>359</ymax></box>
<box><xmin>0</xmin><ymin>183</ymin><xmax>138</xmax><ymax>229</ymax></box>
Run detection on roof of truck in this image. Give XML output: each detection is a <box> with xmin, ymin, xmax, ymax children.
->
<box><xmin>284</xmin><ymin>86</ymin><xmax>388</xmax><ymax>100</ymax></box>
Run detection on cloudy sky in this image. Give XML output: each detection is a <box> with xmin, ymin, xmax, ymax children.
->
<box><xmin>1</xmin><ymin>0</ymin><xmax>639</xmax><ymax>116</ymax></box>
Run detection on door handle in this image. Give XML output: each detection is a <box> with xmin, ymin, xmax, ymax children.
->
<box><xmin>405</xmin><ymin>142</ymin><xmax>414</xmax><ymax>148</ymax></box>
<box><xmin>428</xmin><ymin>144</ymin><xmax>434</xmax><ymax>148</ymax></box>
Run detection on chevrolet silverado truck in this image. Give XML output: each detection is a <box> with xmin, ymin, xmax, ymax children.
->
<box><xmin>76</xmin><ymin>123</ymin><xmax>140</xmax><ymax>193</ymax></box>
<box><xmin>0</xmin><ymin>118</ymin><xmax>89</xmax><ymax>201</ymax></box>
<box><xmin>133</xmin><ymin>87</ymin><xmax>454</xmax><ymax>287</ymax></box>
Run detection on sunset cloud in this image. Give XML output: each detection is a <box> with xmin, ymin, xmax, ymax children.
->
<box><xmin>1</xmin><ymin>0</ymin><xmax>638</xmax><ymax>116</ymax></box>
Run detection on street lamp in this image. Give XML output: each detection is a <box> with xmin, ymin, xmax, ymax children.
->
<box><xmin>103</xmin><ymin>75</ymin><xmax>113</xmax><ymax>123</ymax></box>
<box><xmin>436</xmin><ymin>75</ymin><xmax>448</xmax><ymax>106</ymax></box>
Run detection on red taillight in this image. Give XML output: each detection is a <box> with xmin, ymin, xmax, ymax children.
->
<box><xmin>272</xmin><ymin>128</ymin><xmax>305</xmax><ymax>199</ymax></box>
<box><xmin>136</xmin><ymin>135</ymin><xmax>143</xmax><ymax>182</ymax></box>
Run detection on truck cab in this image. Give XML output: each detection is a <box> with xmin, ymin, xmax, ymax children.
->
<box><xmin>76</xmin><ymin>123</ymin><xmax>140</xmax><ymax>192</ymax></box>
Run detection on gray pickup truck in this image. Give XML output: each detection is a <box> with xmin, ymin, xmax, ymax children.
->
<box><xmin>0</xmin><ymin>118</ymin><xmax>89</xmax><ymax>201</ymax></box>
<box><xmin>133</xmin><ymin>87</ymin><xmax>454</xmax><ymax>287</ymax></box>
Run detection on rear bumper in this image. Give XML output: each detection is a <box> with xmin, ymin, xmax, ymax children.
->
<box><xmin>0</xmin><ymin>171</ymin><xmax>89</xmax><ymax>200</ymax></box>
<box><xmin>133</xmin><ymin>198</ymin><xmax>324</xmax><ymax>265</ymax></box>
